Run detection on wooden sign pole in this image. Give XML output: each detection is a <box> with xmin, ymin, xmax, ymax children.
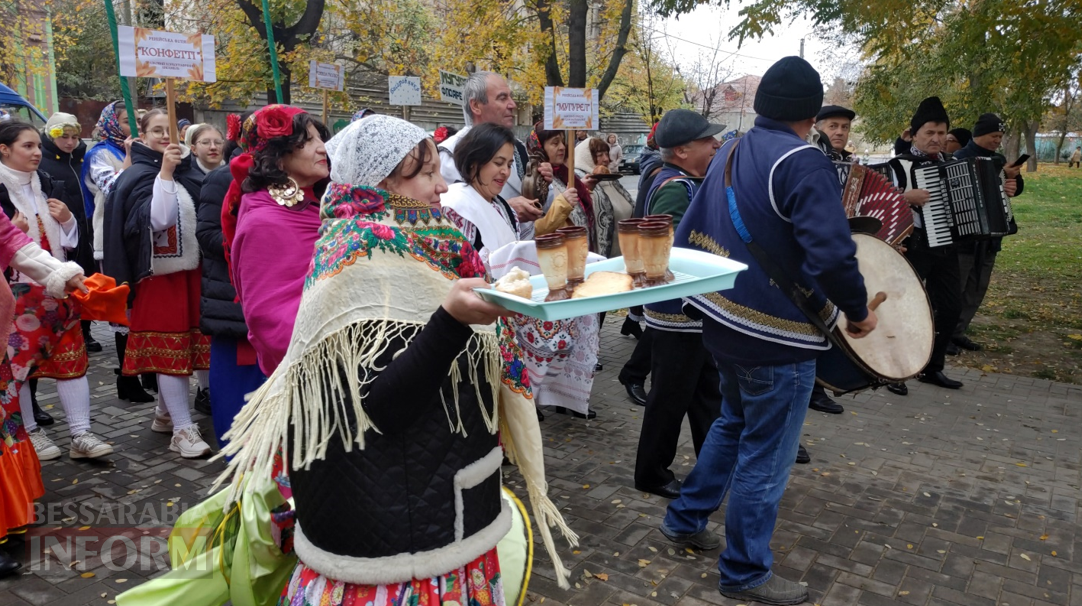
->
<box><xmin>566</xmin><ymin>129</ymin><xmax>575</xmax><ymax>190</ymax></box>
<box><xmin>165</xmin><ymin>77</ymin><xmax>179</xmax><ymax>144</ymax></box>
<box><xmin>322</xmin><ymin>89</ymin><xmax>329</xmax><ymax>125</ymax></box>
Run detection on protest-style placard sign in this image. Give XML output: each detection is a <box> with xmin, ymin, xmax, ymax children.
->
<box><xmin>118</xmin><ymin>25</ymin><xmax>216</xmax><ymax>144</ymax></box>
<box><xmin>439</xmin><ymin>70</ymin><xmax>467</xmax><ymax>106</ymax></box>
<box><xmin>543</xmin><ymin>86</ymin><xmax>600</xmax><ymax>188</ymax></box>
<box><xmin>543</xmin><ymin>87</ymin><xmax>599</xmax><ymax>130</ymax></box>
<box><xmin>388</xmin><ymin>76</ymin><xmax>423</xmax><ymax>106</ymax></box>
<box><xmin>309</xmin><ymin>61</ymin><xmax>345</xmax><ymax>91</ymax></box>
<box><xmin>309</xmin><ymin>61</ymin><xmax>345</xmax><ymax>124</ymax></box>
<box><xmin>118</xmin><ymin>26</ymin><xmax>216</xmax><ymax>82</ymax></box>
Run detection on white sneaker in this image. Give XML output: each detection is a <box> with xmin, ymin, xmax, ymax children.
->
<box><xmin>28</xmin><ymin>428</ymin><xmax>61</xmax><ymax>461</ymax></box>
<box><xmin>151</xmin><ymin>408</ymin><xmax>173</xmax><ymax>433</ymax></box>
<box><xmin>169</xmin><ymin>425</ymin><xmax>211</xmax><ymax>459</ymax></box>
<box><xmin>70</xmin><ymin>432</ymin><xmax>114</xmax><ymax>459</ymax></box>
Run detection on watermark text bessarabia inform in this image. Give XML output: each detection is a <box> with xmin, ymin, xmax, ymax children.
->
<box><xmin>23</xmin><ymin>499</ymin><xmax>217</xmax><ymax>576</ymax></box>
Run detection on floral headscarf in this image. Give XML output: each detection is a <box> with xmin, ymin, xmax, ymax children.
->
<box><xmin>94</xmin><ymin>101</ymin><xmax>128</xmax><ymax>148</ymax></box>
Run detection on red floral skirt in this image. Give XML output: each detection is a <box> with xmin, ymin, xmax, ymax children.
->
<box><xmin>30</xmin><ymin>325</ymin><xmax>88</xmax><ymax>379</ymax></box>
<box><xmin>124</xmin><ymin>269</ymin><xmax>210</xmax><ymax>377</ymax></box>
<box><xmin>7</xmin><ymin>282</ymin><xmax>80</xmax><ymax>382</ymax></box>
<box><xmin>278</xmin><ymin>547</ymin><xmax>504</xmax><ymax>606</ymax></box>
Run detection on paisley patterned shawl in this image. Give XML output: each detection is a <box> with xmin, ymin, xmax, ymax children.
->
<box><xmin>215</xmin><ymin>185</ymin><xmax>579</xmax><ymax>587</ymax></box>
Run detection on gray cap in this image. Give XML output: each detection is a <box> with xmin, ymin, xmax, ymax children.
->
<box><xmin>655</xmin><ymin>109</ymin><xmax>725</xmax><ymax>148</ymax></box>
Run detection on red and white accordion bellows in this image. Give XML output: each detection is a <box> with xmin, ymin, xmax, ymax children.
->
<box><xmin>841</xmin><ymin>163</ymin><xmax>914</xmax><ymax>246</ymax></box>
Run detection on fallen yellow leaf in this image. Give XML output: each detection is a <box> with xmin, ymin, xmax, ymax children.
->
<box><xmin>81</xmin><ymin>572</ymin><xmax>95</xmax><ymax>578</ymax></box>
<box><xmin>1040</xmin><ymin>534</ymin><xmax>1049</xmax><ymax>541</ymax></box>
<box><xmin>1020</xmin><ymin>553</ymin><xmax>1032</xmax><ymax>561</ymax></box>
<box><xmin>1016</xmin><ymin>463</ymin><xmax>1028</xmax><ymax>467</ymax></box>
<box><xmin>595</xmin><ymin>573</ymin><xmax>609</xmax><ymax>581</ymax></box>
<box><xmin>1052</xmin><ymin>551</ymin><xmax>1058</xmax><ymax>556</ymax></box>
<box><xmin>899</xmin><ymin>591</ymin><xmax>910</xmax><ymax>596</ymax></box>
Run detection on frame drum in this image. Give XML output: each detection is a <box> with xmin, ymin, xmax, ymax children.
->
<box><xmin>817</xmin><ymin>233</ymin><xmax>934</xmax><ymax>394</ymax></box>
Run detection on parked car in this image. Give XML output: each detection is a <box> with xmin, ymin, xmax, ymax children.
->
<box><xmin>619</xmin><ymin>144</ymin><xmax>645</xmax><ymax>175</ymax></box>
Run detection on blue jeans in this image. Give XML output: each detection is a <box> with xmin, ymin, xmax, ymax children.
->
<box><xmin>663</xmin><ymin>358</ymin><xmax>816</xmax><ymax>592</ymax></box>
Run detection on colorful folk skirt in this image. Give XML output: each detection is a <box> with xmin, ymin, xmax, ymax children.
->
<box><xmin>0</xmin><ymin>357</ymin><xmax>44</xmax><ymax>540</ymax></box>
<box><xmin>30</xmin><ymin>323</ymin><xmax>88</xmax><ymax>380</ymax></box>
<box><xmin>278</xmin><ymin>547</ymin><xmax>505</xmax><ymax>606</ymax></box>
<box><xmin>124</xmin><ymin>269</ymin><xmax>210</xmax><ymax>377</ymax></box>
<box><xmin>7</xmin><ymin>282</ymin><xmax>80</xmax><ymax>382</ymax></box>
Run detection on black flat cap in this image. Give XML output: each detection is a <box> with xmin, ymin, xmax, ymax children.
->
<box><xmin>655</xmin><ymin>109</ymin><xmax>725</xmax><ymax>148</ymax></box>
<box><xmin>816</xmin><ymin>105</ymin><xmax>855</xmax><ymax>122</ymax></box>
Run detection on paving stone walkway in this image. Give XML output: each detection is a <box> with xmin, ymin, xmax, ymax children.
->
<box><xmin>1</xmin><ymin>322</ymin><xmax>1080</xmax><ymax>606</ymax></box>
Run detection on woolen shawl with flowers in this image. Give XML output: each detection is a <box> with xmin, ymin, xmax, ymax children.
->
<box><xmin>214</xmin><ymin>183</ymin><xmax>580</xmax><ymax>587</ymax></box>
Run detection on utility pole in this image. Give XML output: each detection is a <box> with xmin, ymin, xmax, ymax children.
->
<box><xmin>799</xmin><ymin>38</ymin><xmax>805</xmax><ymax>59</ymax></box>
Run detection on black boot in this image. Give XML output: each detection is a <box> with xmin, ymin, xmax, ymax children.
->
<box><xmin>194</xmin><ymin>388</ymin><xmax>212</xmax><ymax>415</ymax></box>
<box><xmin>620</xmin><ymin>317</ymin><xmax>643</xmax><ymax>339</ymax></box>
<box><xmin>0</xmin><ymin>550</ymin><xmax>20</xmax><ymax>578</ymax></box>
<box><xmin>82</xmin><ymin>320</ymin><xmax>102</xmax><ymax>353</ymax></box>
<box><xmin>29</xmin><ymin>379</ymin><xmax>53</xmax><ymax>426</ymax></box>
<box><xmin>114</xmin><ymin>334</ymin><xmax>154</xmax><ymax>403</ymax></box>
<box><xmin>141</xmin><ymin>373</ymin><xmax>158</xmax><ymax>393</ymax></box>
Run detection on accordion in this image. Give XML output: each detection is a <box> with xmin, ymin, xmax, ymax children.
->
<box><xmin>836</xmin><ymin>162</ymin><xmax>913</xmax><ymax>246</ymax></box>
<box><xmin>911</xmin><ymin>157</ymin><xmax>1017</xmax><ymax>248</ymax></box>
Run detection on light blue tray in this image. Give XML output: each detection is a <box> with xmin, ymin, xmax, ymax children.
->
<box><xmin>476</xmin><ymin>247</ymin><xmax>747</xmax><ymax>321</ymax></box>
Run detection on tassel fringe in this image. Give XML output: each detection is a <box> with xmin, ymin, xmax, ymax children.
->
<box><xmin>212</xmin><ymin>319</ymin><xmax>502</xmax><ymax>506</ymax></box>
<box><xmin>499</xmin><ymin>412</ymin><xmax>580</xmax><ymax>589</ymax></box>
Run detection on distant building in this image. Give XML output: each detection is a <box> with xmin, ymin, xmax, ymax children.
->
<box><xmin>0</xmin><ymin>0</ymin><xmax>59</xmax><ymax>116</ymax></box>
<box><xmin>688</xmin><ymin>74</ymin><xmax>761</xmax><ymax>134</ymax></box>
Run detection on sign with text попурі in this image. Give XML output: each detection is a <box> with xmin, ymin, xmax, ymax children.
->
<box><xmin>388</xmin><ymin>76</ymin><xmax>422</xmax><ymax>106</ymax></box>
<box><xmin>118</xmin><ymin>26</ymin><xmax>216</xmax><ymax>81</ymax></box>
<box><xmin>439</xmin><ymin>70</ymin><xmax>467</xmax><ymax>105</ymax></box>
<box><xmin>543</xmin><ymin>87</ymin><xmax>599</xmax><ymax>130</ymax></box>
<box><xmin>309</xmin><ymin>61</ymin><xmax>345</xmax><ymax>91</ymax></box>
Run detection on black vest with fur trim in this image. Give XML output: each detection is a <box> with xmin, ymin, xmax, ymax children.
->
<box><xmin>287</xmin><ymin>342</ymin><xmax>506</xmax><ymax>586</ymax></box>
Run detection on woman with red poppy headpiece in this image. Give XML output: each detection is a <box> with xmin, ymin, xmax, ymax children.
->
<box><xmin>225</xmin><ymin>106</ymin><xmax>330</xmax><ymax>381</ymax></box>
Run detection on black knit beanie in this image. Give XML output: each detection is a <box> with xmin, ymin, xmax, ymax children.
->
<box><xmin>754</xmin><ymin>57</ymin><xmax>824</xmax><ymax>122</ymax></box>
<box><xmin>948</xmin><ymin>128</ymin><xmax>972</xmax><ymax>148</ymax></box>
<box><xmin>972</xmin><ymin>113</ymin><xmax>1005</xmax><ymax>137</ymax></box>
<box><xmin>910</xmin><ymin>96</ymin><xmax>950</xmax><ymax>132</ymax></box>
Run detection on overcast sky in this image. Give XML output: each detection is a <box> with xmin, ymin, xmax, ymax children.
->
<box><xmin>653</xmin><ymin>4</ymin><xmax>852</xmax><ymax>83</ymax></box>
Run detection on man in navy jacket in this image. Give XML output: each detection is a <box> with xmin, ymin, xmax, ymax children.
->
<box><xmin>659</xmin><ymin>57</ymin><xmax>877</xmax><ymax>605</ymax></box>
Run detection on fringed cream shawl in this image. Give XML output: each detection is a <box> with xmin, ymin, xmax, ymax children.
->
<box><xmin>215</xmin><ymin>184</ymin><xmax>579</xmax><ymax>588</ymax></box>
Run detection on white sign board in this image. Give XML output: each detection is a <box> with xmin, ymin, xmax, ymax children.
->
<box><xmin>439</xmin><ymin>70</ymin><xmax>467</xmax><ymax>105</ymax></box>
<box><xmin>388</xmin><ymin>76</ymin><xmax>422</xmax><ymax>106</ymax></box>
<box><xmin>309</xmin><ymin>60</ymin><xmax>344</xmax><ymax>91</ymax></box>
<box><xmin>543</xmin><ymin>87</ymin><xmax>599</xmax><ymax>130</ymax></box>
<box><xmin>118</xmin><ymin>26</ymin><xmax>216</xmax><ymax>82</ymax></box>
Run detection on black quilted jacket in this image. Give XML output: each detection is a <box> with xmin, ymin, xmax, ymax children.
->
<box><xmin>196</xmin><ymin>162</ymin><xmax>246</xmax><ymax>338</ymax></box>
<box><xmin>289</xmin><ymin>307</ymin><xmax>503</xmax><ymax>565</ymax></box>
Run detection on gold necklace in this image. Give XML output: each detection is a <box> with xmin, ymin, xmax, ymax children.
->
<box><xmin>268</xmin><ymin>177</ymin><xmax>305</xmax><ymax>207</ymax></box>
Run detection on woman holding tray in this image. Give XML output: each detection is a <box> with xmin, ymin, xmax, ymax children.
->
<box><xmin>213</xmin><ymin>114</ymin><xmax>577</xmax><ymax>604</ymax></box>
<box><xmin>443</xmin><ymin>123</ymin><xmax>601</xmax><ymax>420</ymax></box>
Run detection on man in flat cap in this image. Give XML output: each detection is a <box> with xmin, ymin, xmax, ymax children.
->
<box><xmin>812</xmin><ymin>105</ymin><xmax>856</xmax><ymax>161</ymax></box>
<box><xmin>633</xmin><ymin>109</ymin><xmax>724</xmax><ymax>501</ymax></box>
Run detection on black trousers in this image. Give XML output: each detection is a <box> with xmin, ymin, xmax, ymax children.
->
<box><xmin>903</xmin><ymin>230</ymin><xmax>963</xmax><ymax>374</ymax></box>
<box><xmin>634</xmin><ymin>330</ymin><xmax>722</xmax><ymax>488</ymax></box>
<box><xmin>619</xmin><ymin>326</ymin><xmax>653</xmax><ymax>385</ymax></box>
<box><xmin>954</xmin><ymin>240</ymin><xmax>998</xmax><ymax>338</ymax></box>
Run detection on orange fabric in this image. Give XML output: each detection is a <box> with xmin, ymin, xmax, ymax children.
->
<box><xmin>0</xmin><ymin>438</ymin><xmax>44</xmax><ymax>539</ymax></box>
<box><xmin>30</xmin><ymin>325</ymin><xmax>88</xmax><ymax>379</ymax></box>
<box><xmin>71</xmin><ymin>273</ymin><xmax>131</xmax><ymax>325</ymax></box>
